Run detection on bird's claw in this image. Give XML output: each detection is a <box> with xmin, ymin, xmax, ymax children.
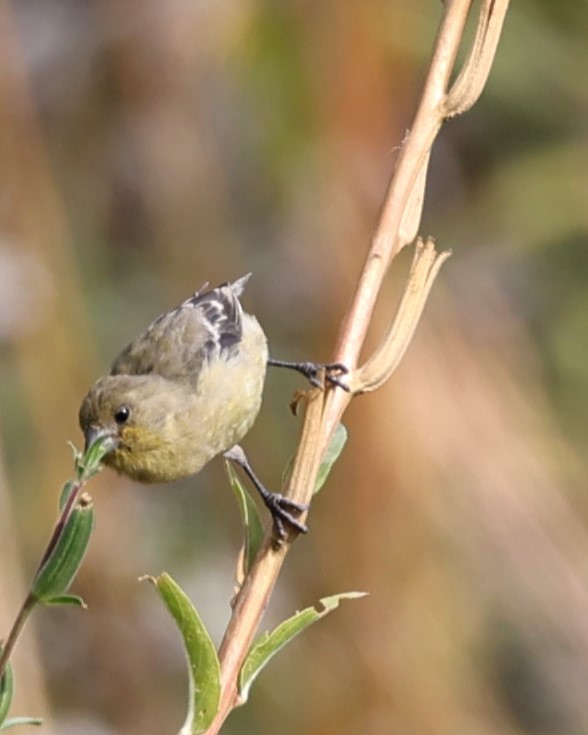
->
<box><xmin>264</xmin><ymin>492</ymin><xmax>309</xmax><ymax>546</ymax></box>
<box><xmin>295</xmin><ymin>362</ymin><xmax>350</xmax><ymax>392</ymax></box>
<box><xmin>267</xmin><ymin>357</ymin><xmax>350</xmax><ymax>392</ymax></box>
<box><xmin>323</xmin><ymin>363</ymin><xmax>350</xmax><ymax>391</ymax></box>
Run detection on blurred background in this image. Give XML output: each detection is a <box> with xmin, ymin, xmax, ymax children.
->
<box><xmin>0</xmin><ymin>1</ymin><xmax>587</xmax><ymax>733</ymax></box>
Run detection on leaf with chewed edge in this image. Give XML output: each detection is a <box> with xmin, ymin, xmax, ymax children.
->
<box><xmin>239</xmin><ymin>591</ymin><xmax>366</xmax><ymax>702</ymax></box>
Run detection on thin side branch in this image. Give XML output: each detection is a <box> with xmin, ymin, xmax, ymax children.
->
<box><xmin>349</xmin><ymin>238</ymin><xmax>452</xmax><ymax>395</ymax></box>
<box><xmin>211</xmin><ymin>388</ymin><xmax>324</xmax><ymax>730</ymax></box>
<box><xmin>445</xmin><ymin>0</ymin><xmax>511</xmax><ymax>116</ymax></box>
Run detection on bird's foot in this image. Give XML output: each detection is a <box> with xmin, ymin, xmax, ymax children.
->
<box><xmin>224</xmin><ymin>445</ymin><xmax>309</xmax><ymax>547</ymax></box>
<box><xmin>262</xmin><ymin>492</ymin><xmax>309</xmax><ymax>546</ymax></box>
<box><xmin>268</xmin><ymin>359</ymin><xmax>350</xmax><ymax>391</ymax></box>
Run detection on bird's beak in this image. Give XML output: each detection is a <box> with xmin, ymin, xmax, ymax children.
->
<box><xmin>84</xmin><ymin>425</ymin><xmax>119</xmax><ymax>455</ymax></box>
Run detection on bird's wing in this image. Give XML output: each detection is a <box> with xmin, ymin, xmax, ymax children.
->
<box><xmin>110</xmin><ymin>275</ymin><xmax>251</xmax><ymax>385</ymax></box>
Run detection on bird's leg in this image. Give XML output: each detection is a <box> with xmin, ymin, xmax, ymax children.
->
<box><xmin>267</xmin><ymin>357</ymin><xmax>350</xmax><ymax>391</ymax></box>
<box><xmin>223</xmin><ymin>445</ymin><xmax>309</xmax><ymax>544</ymax></box>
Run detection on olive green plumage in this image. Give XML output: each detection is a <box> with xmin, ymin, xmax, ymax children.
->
<box><xmin>79</xmin><ymin>275</ymin><xmax>268</xmax><ymax>483</ymax></box>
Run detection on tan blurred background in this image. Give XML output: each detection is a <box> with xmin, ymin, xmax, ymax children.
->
<box><xmin>1</xmin><ymin>1</ymin><xmax>587</xmax><ymax>734</ymax></box>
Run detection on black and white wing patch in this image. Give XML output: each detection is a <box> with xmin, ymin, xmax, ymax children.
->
<box><xmin>184</xmin><ymin>276</ymin><xmax>247</xmax><ymax>357</ymax></box>
<box><xmin>110</xmin><ymin>274</ymin><xmax>251</xmax><ymax>385</ymax></box>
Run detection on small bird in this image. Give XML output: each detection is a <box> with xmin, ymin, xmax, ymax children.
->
<box><xmin>79</xmin><ymin>274</ymin><xmax>347</xmax><ymax>539</ymax></box>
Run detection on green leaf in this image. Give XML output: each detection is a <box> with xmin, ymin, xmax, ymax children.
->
<box><xmin>31</xmin><ymin>496</ymin><xmax>95</xmax><ymax>603</ymax></box>
<box><xmin>77</xmin><ymin>435</ymin><xmax>115</xmax><ymax>481</ymax></box>
<box><xmin>0</xmin><ymin>657</ymin><xmax>14</xmax><ymax>727</ymax></box>
<box><xmin>66</xmin><ymin>441</ymin><xmax>83</xmax><ymax>471</ymax></box>
<box><xmin>41</xmin><ymin>594</ymin><xmax>87</xmax><ymax>608</ymax></box>
<box><xmin>58</xmin><ymin>481</ymin><xmax>76</xmax><ymax>512</ymax></box>
<box><xmin>225</xmin><ymin>462</ymin><xmax>264</xmax><ymax>577</ymax></box>
<box><xmin>239</xmin><ymin>590</ymin><xmax>366</xmax><ymax>702</ymax></box>
<box><xmin>146</xmin><ymin>573</ymin><xmax>221</xmax><ymax>734</ymax></box>
<box><xmin>314</xmin><ymin>423</ymin><xmax>347</xmax><ymax>494</ymax></box>
<box><xmin>282</xmin><ymin>423</ymin><xmax>348</xmax><ymax>496</ymax></box>
<box><xmin>0</xmin><ymin>717</ymin><xmax>43</xmax><ymax>730</ymax></box>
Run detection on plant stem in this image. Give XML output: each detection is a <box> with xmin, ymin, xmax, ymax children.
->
<box><xmin>206</xmin><ymin>0</ymin><xmax>508</xmax><ymax>735</ymax></box>
<box><xmin>0</xmin><ymin>593</ymin><xmax>36</xmax><ymax>681</ymax></box>
<box><xmin>201</xmin><ymin>2</ymin><xmax>513</xmax><ymax>731</ymax></box>
<box><xmin>0</xmin><ymin>473</ymin><xmax>85</xmax><ymax>680</ymax></box>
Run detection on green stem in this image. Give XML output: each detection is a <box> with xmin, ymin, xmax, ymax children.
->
<box><xmin>0</xmin><ymin>593</ymin><xmax>37</xmax><ymax>681</ymax></box>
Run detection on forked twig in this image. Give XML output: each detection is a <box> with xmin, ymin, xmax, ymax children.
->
<box><xmin>348</xmin><ymin>238</ymin><xmax>452</xmax><ymax>395</ymax></box>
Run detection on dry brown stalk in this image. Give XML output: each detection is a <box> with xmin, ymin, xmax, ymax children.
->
<box><xmin>204</xmin><ymin>1</ymin><xmax>510</xmax><ymax>732</ymax></box>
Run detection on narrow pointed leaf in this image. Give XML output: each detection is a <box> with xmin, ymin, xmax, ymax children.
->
<box><xmin>225</xmin><ymin>462</ymin><xmax>264</xmax><ymax>578</ymax></box>
<box><xmin>58</xmin><ymin>480</ymin><xmax>76</xmax><ymax>511</ymax></box>
<box><xmin>41</xmin><ymin>594</ymin><xmax>87</xmax><ymax>608</ymax></box>
<box><xmin>147</xmin><ymin>573</ymin><xmax>220</xmax><ymax>734</ymax></box>
<box><xmin>239</xmin><ymin>591</ymin><xmax>366</xmax><ymax>702</ymax></box>
<box><xmin>0</xmin><ymin>658</ymin><xmax>14</xmax><ymax>727</ymax></box>
<box><xmin>314</xmin><ymin>423</ymin><xmax>347</xmax><ymax>494</ymax></box>
<box><xmin>0</xmin><ymin>717</ymin><xmax>43</xmax><ymax>730</ymax></box>
<box><xmin>31</xmin><ymin>496</ymin><xmax>95</xmax><ymax>603</ymax></box>
<box><xmin>72</xmin><ymin>435</ymin><xmax>116</xmax><ymax>482</ymax></box>
<box><xmin>67</xmin><ymin>440</ymin><xmax>83</xmax><ymax>466</ymax></box>
<box><xmin>282</xmin><ymin>423</ymin><xmax>348</xmax><ymax>495</ymax></box>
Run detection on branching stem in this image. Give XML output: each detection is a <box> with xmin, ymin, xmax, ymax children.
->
<box><xmin>203</xmin><ymin>2</ymin><xmax>510</xmax><ymax>732</ymax></box>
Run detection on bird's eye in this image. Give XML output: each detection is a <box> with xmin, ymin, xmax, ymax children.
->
<box><xmin>114</xmin><ymin>406</ymin><xmax>131</xmax><ymax>425</ymax></box>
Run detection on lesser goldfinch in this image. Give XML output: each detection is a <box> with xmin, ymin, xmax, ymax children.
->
<box><xmin>79</xmin><ymin>274</ymin><xmax>347</xmax><ymax>538</ymax></box>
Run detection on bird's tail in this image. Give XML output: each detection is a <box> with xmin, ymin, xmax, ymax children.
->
<box><xmin>230</xmin><ymin>273</ymin><xmax>252</xmax><ymax>298</ymax></box>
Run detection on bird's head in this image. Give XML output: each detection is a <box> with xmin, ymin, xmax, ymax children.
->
<box><xmin>79</xmin><ymin>374</ymin><xmax>179</xmax><ymax>464</ymax></box>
